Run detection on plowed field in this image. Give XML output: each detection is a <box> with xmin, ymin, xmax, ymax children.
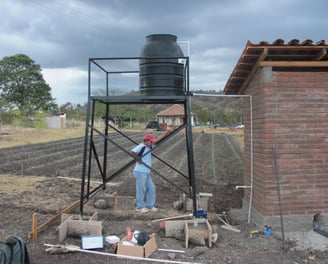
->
<box><xmin>1</xmin><ymin>128</ymin><xmax>327</xmax><ymax>263</ymax></box>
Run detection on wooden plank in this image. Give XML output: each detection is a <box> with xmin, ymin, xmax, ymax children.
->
<box><xmin>152</xmin><ymin>214</ymin><xmax>193</xmax><ymax>223</ymax></box>
<box><xmin>187</xmin><ymin>223</ymin><xmax>209</xmax><ymax>237</ymax></box>
<box><xmin>57</xmin><ymin>215</ymin><xmax>73</xmax><ymax>242</ymax></box>
<box><xmin>61</xmin><ymin>213</ymin><xmax>77</xmax><ymax>223</ymax></box>
<box><xmin>165</xmin><ymin>220</ymin><xmax>186</xmax><ymax>237</ymax></box>
<box><xmin>29</xmin><ymin>199</ymin><xmax>80</xmax><ymax>239</ymax></box>
<box><xmin>184</xmin><ymin>219</ymin><xmax>212</xmax><ymax>248</ymax></box>
<box><xmin>260</xmin><ymin>61</ymin><xmax>328</xmax><ymax>67</ymax></box>
<box><xmin>185</xmin><ymin>221</ymin><xmax>189</xmax><ymax>248</ymax></box>
<box><xmin>67</xmin><ymin>220</ymin><xmax>102</xmax><ymax>237</ymax></box>
<box><xmin>216</xmin><ymin>214</ymin><xmax>241</xmax><ymax>233</ymax></box>
<box><xmin>61</xmin><ymin>212</ymin><xmax>98</xmax><ymax>222</ymax></box>
<box><xmin>57</xmin><ymin>213</ymin><xmax>102</xmax><ymax>242</ymax></box>
<box><xmin>89</xmin><ymin>212</ymin><xmax>98</xmax><ymax>221</ymax></box>
<box><xmin>314</xmin><ymin>48</ymin><xmax>327</xmax><ymax>61</ymax></box>
<box><xmin>206</xmin><ymin>220</ymin><xmax>213</xmax><ymax>248</ymax></box>
<box><xmin>239</xmin><ymin>48</ymin><xmax>268</xmax><ymax>94</ymax></box>
<box><xmin>31</xmin><ymin>213</ymin><xmax>38</xmax><ymax>240</ymax></box>
<box><xmin>247</xmin><ymin>45</ymin><xmax>327</xmax><ymax>51</ymax></box>
<box><xmin>220</xmin><ymin>225</ymin><xmax>241</xmax><ymax>233</ymax></box>
<box><xmin>165</xmin><ymin>218</ymin><xmax>212</xmax><ymax>248</ymax></box>
<box><xmin>144</xmin><ymin>234</ymin><xmax>157</xmax><ymax>258</ymax></box>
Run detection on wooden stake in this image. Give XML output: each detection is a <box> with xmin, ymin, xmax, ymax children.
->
<box><xmin>31</xmin><ymin>213</ymin><xmax>38</xmax><ymax>240</ymax></box>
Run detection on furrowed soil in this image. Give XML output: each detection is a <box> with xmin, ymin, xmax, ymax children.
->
<box><xmin>0</xmin><ymin>126</ymin><xmax>327</xmax><ymax>264</ymax></box>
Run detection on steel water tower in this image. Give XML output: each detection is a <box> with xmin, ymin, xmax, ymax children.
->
<box><xmin>80</xmin><ymin>34</ymin><xmax>197</xmax><ymax>217</ymax></box>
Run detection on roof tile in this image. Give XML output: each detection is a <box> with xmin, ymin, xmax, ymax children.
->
<box><xmin>224</xmin><ymin>39</ymin><xmax>328</xmax><ymax>94</ymax></box>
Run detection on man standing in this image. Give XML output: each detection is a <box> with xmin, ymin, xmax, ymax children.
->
<box><xmin>131</xmin><ymin>131</ymin><xmax>171</xmax><ymax>213</ymax></box>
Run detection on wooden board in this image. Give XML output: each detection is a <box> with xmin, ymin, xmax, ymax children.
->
<box><xmin>57</xmin><ymin>212</ymin><xmax>102</xmax><ymax>242</ymax></box>
<box><xmin>57</xmin><ymin>215</ymin><xmax>73</xmax><ymax>242</ymax></box>
<box><xmin>185</xmin><ymin>219</ymin><xmax>212</xmax><ymax>248</ymax></box>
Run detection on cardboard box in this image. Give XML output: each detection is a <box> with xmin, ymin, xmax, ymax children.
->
<box><xmin>116</xmin><ymin>233</ymin><xmax>157</xmax><ymax>258</ymax></box>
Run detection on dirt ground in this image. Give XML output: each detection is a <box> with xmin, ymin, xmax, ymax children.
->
<box><xmin>1</xmin><ymin>127</ymin><xmax>328</xmax><ymax>263</ymax></box>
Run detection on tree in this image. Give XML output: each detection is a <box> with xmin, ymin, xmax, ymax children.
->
<box><xmin>0</xmin><ymin>54</ymin><xmax>57</xmax><ymax>116</ymax></box>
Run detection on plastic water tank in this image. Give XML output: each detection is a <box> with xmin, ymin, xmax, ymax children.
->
<box><xmin>139</xmin><ymin>34</ymin><xmax>185</xmax><ymax>96</ymax></box>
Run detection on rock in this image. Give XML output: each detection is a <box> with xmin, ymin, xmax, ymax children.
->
<box><xmin>211</xmin><ymin>233</ymin><xmax>218</xmax><ymax>243</ymax></box>
<box><xmin>94</xmin><ymin>199</ymin><xmax>107</xmax><ymax>209</ymax></box>
<box><xmin>175</xmin><ymin>229</ymin><xmax>185</xmax><ymax>241</ymax></box>
<box><xmin>173</xmin><ymin>200</ymin><xmax>184</xmax><ymax>210</ymax></box>
<box><xmin>189</xmin><ymin>235</ymin><xmax>206</xmax><ymax>246</ymax></box>
<box><xmin>313</xmin><ymin>213</ymin><xmax>328</xmax><ymax>238</ymax></box>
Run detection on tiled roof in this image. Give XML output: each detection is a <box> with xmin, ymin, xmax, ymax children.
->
<box><xmin>223</xmin><ymin>39</ymin><xmax>328</xmax><ymax>95</ymax></box>
<box><xmin>157</xmin><ymin>104</ymin><xmax>195</xmax><ymax>116</ymax></box>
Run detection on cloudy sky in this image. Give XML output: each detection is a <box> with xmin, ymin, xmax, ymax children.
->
<box><xmin>1</xmin><ymin>0</ymin><xmax>327</xmax><ymax>105</ymax></box>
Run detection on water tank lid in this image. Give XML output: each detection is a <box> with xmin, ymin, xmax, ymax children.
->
<box><xmin>140</xmin><ymin>34</ymin><xmax>183</xmax><ymax>57</ymax></box>
<box><xmin>146</xmin><ymin>34</ymin><xmax>177</xmax><ymax>41</ymax></box>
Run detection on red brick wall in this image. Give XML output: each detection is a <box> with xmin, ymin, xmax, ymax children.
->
<box><xmin>243</xmin><ymin>68</ymin><xmax>328</xmax><ymax>217</ymax></box>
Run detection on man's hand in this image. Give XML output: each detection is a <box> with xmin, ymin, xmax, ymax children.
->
<box><xmin>131</xmin><ymin>151</ymin><xmax>142</xmax><ymax>164</ymax></box>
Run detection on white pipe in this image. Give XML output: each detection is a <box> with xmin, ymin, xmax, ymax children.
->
<box><xmin>192</xmin><ymin>93</ymin><xmax>250</xmax><ymax>98</ymax></box>
<box><xmin>158</xmin><ymin>248</ymin><xmax>186</xmax><ymax>253</ymax></box>
<box><xmin>178</xmin><ymin>41</ymin><xmax>190</xmax><ymax>56</ymax></box>
<box><xmin>44</xmin><ymin>244</ymin><xmax>201</xmax><ymax>264</ymax></box>
<box><xmin>248</xmin><ymin>95</ymin><xmax>254</xmax><ymax>224</ymax></box>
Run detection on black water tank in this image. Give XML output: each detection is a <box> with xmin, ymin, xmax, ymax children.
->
<box><xmin>139</xmin><ymin>34</ymin><xmax>185</xmax><ymax>96</ymax></box>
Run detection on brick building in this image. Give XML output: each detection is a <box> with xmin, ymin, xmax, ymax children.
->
<box><xmin>224</xmin><ymin>39</ymin><xmax>328</xmax><ymax>230</ymax></box>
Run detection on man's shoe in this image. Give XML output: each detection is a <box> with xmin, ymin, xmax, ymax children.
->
<box><xmin>136</xmin><ymin>207</ymin><xmax>149</xmax><ymax>213</ymax></box>
<box><xmin>148</xmin><ymin>207</ymin><xmax>158</xmax><ymax>212</ymax></box>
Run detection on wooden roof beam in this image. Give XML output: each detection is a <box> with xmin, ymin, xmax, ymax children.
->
<box><xmin>239</xmin><ymin>48</ymin><xmax>268</xmax><ymax>94</ymax></box>
<box><xmin>230</xmin><ymin>76</ymin><xmax>246</xmax><ymax>81</ymax></box>
<box><xmin>259</xmin><ymin>61</ymin><xmax>328</xmax><ymax>67</ymax></box>
<box><xmin>266</xmin><ymin>54</ymin><xmax>315</xmax><ymax>59</ymax></box>
<box><xmin>246</xmin><ymin>46</ymin><xmax>326</xmax><ymax>51</ymax></box>
<box><xmin>313</xmin><ymin>48</ymin><xmax>327</xmax><ymax>61</ymax></box>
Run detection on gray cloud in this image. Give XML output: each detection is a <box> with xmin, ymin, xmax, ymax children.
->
<box><xmin>1</xmin><ymin>0</ymin><xmax>328</xmax><ymax>104</ymax></box>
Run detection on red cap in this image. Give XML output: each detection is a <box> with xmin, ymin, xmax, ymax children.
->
<box><xmin>143</xmin><ymin>134</ymin><xmax>155</xmax><ymax>142</ymax></box>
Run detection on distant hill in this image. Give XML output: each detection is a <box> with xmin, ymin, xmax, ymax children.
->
<box><xmin>190</xmin><ymin>90</ymin><xmax>244</xmax><ymax>111</ymax></box>
<box><xmin>125</xmin><ymin>89</ymin><xmax>244</xmax><ymax>111</ymax></box>
<box><xmin>87</xmin><ymin>89</ymin><xmax>245</xmax><ymax>126</ymax></box>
